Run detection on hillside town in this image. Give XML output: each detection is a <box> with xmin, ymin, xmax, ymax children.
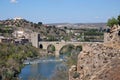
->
<box><xmin>0</xmin><ymin>18</ymin><xmax>106</xmax><ymax>48</ymax></box>
<box><xmin>0</xmin><ymin>0</ymin><xmax>120</xmax><ymax>79</ymax></box>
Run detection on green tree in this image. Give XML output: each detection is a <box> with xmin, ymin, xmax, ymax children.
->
<box><xmin>64</xmin><ymin>26</ymin><xmax>67</xmax><ymax>29</ymax></box>
<box><xmin>107</xmin><ymin>17</ymin><xmax>118</xmax><ymax>27</ymax></box>
<box><xmin>47</xmin><ymin>36</ymin><xmax>57</xmax><ymax>41</ymax></box>
<box><xmin>47</xmin><ymin>45</ymin><xmax>55</xmax><ymax>53</ymax></box>
<box><xmin>38</xmin><ymin>22</ymin><xmax>42</xmax><ymax>26</ymax></box>
<box><xmin>117</xmin><ymin>15</ymin><xmax>120</xmax><ymax>25</ymax></box>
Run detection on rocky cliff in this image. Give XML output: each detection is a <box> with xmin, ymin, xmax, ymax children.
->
<box><xmin>69</xmin><ymin>43</ymin><xmax>120</xmax><ymax>80</ymax></box>
<box><xmin>69</xmin><ymin>25</ymin><xmax>120</xmax><ymax>80</ymax></box>
<box><xmin>78</xmin><ymin>43</ymin><xmax>120</xmax><ymax>80</ymax></box>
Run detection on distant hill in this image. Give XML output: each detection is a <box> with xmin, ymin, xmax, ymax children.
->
<box><xmin>47</xmin><ymin>23</ymin><xmax>107</xmax><ymax>29</ymax></box>
<box><xmin>75</xmin><ymin>23</ymin><xmax>107</xmax><ymax>28</ymax></box>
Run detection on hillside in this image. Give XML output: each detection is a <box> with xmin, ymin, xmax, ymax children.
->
<box><xmin>0</xmin><ymin>19</ymin><xmax>67</xmax><ymax>39</ymax></box>
<box><xmin>48</xmin><ymin>23</ymin><xmax>107</xmax><ymax>29</ymax></box>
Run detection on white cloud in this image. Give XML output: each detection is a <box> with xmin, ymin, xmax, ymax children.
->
<box><xmin>10</xmin><ymin>0</ymin><xmax>18</xmax><ymax>3</ymax></box>
<box><xmin>95</xmin><ymin>16</ymin><xmax>100</xmax><ymax>19</ymax></box>
<box><xmin>95</xmin><ymin>16</ymin><xmax>104</xmax><ymax>19</ymax></box>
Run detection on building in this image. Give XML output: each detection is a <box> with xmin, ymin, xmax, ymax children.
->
<box><xmin>12</xmin><ymin>29</ymin><xmax>31</xmax><ymax>39</ymax></box>
<box><xmin>31</xmin><ymin>32</ymin><xmax>41</xmax><ymax>48</ymax></box>
<box><xmin>13</xmin><ymin>17</ymin><xmax>23</xmax><ymax>20</ymax></box>
<box><xmin>0</xmin><ymin>36</ymin><xmax>5</xmax><ymax>43</ymax></box>
<box><xmin>74</xmin><ymin>33</ymin><xmax>80</xmax><ymax>36</ymax></box>
<box><xmin>0</xmin><ymin>36</ymin><xmax>13</xmax><ymax>43</ymax></box>
<box><xmin>66</xmin><ymin>29</ymin><xmax>74</xmax><ymax>34</ymax></box>
<box><xmin>14</xmin><ymin>38</ymin><xmax>29</xmax><ymax>45</ymax></box>
<box><xmin>13</xmin><ymin>30</ymin><xmax>24</xmax><ymax>38</ymax></box>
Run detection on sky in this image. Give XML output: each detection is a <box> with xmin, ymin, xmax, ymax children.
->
<box><xmin>0</xmin><ymin>0</ymin><xmax>120</xmax><ymax>23</ymax></box>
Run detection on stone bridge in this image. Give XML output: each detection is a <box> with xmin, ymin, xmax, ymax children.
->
<box><xmin>38</xmin><ymin>41</ymin><xmax>102</xmax><ymax>57</ymax></box>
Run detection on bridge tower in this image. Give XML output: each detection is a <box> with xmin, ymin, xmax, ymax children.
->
<box><xmin>31</xmin><ymin>32</ymin><xmax>41</xmax><ymax>48</ymax></box>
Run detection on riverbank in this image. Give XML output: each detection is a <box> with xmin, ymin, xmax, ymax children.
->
<box><xmin>0</xmin><ymin>43</ymin><xmax>43</xmax><ymax>80</ymax></box>
<box><xmin>0</xmin><ymin>42</ymin><xmax>82</xmax><ymax>80</ymax></box>
<box><xmin>19</xmin><ymin>49</ymin><xmax>80</xmax><ymax>80</ymax></box>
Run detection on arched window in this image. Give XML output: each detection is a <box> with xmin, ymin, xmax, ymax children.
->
<box><xmin>39</xmin><ymin>44</ymin><xmax>43</xmax><ymax>49</ymax></box>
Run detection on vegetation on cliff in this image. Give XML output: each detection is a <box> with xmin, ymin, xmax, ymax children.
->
<box><xmin>107</xmin><ymin>15</ymin><xmax>120</xmax><ymax>27</ymax></box>
<box><xmin>0</xmin><ymin>43</ymin><xmax>41</xmax><ymax>80</ymax></box>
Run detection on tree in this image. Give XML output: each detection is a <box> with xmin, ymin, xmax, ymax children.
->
<box><xmin>64</xmin><ymin>26</ymin><xmax>67</xmax><ymax>29</ymax></box>
<box><xmin>34</xmin><ymin>23</ymin><xmax>38</xmax><ymax>28</ymax></box>
<box><xmin>47</xmin><ymin>45</ymin><xmax>55</xmax><ymax>53</ymax></box>
<box><xmin>107</xmin><ymin>17</ymin><xmax>118</xmax><ymax>27</ymax></box>
<box><xmin>117</xmin><ymin>15</ymin><xmax>120</xmax><ymax>25</ymax></box>
<box><xmin>38</xmin><ymin>22</ymin><xmax>42</xmax><ymax>26</ymax></box>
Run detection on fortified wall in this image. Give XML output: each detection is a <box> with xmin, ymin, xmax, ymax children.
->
<box><xmin>69</xmin><ymin>25</ymin><xmax>120</xmax><ymax>80</ymax></box>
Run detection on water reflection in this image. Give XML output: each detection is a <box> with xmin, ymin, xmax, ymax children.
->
<box><xmin>19</xmin><ymin>57</ymin><xmax>64</xmax><ymax>80</ymax></box>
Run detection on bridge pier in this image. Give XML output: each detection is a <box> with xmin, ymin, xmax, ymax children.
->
<box><xmin>55</xmin><ymin>50</ymin><xmax>60</xmax><ymax>57</ymax></box>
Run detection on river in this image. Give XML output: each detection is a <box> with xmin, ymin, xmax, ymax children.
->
<box><xmin>19</xmin><ymin>55</ymin><xmax>67</xmax><ymax>80</ymax></box>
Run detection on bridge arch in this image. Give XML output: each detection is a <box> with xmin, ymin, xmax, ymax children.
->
<box><xmin>39</xmin><ymin>44</ymin><xmax>43</xmax><ymax>49</ymax></box>
<box><xmin>75</xmin><ymin>45</ymin><xmax>82</xmax><ymax>52</ymax></box>
<box><xmin>47</xmin><ymin>44</ymin><xmax>56</xmax><ymax>54</ymax></box>
<box><xmin>59</xmin><ymin>44</ymin><xmax>75</xmax><ymax>56</ymax></box>
<box><xmin>38</xmin><ymin>42</ymin><xmax>93</xmax><ymax>57</ymax></box>
<box><xmin>74</xmin><ymin>45</ymin><xmax>83</xmax><ymax>55</ymax></box>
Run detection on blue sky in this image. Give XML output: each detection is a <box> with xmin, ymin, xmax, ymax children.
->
<box><xmin>0</xmin><ymin>0</ymin><xmax>120</xmax><ymax>23</ymax></box>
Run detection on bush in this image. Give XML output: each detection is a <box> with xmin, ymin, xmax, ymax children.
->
<box><xmin>107</xmin><ymin>17</ymin><xmax>118</xmax><ymax>27</ymax></box>
<box><xmin>73</xmin><ymin>72</ymin><xmax>80</xmax><ymax>79</ymax></box>
<box><xmin>0</xmin><ymin>43</ymin><xmax>40</xmax><ymax>80</ymax></box>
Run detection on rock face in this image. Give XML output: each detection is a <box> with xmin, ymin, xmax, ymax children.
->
<box><xmin>77</xmin><ymin>43</ymin><xmax>120</xmax><ymax>80</ymax></box>
<box><xmin>69</xmin><ymin>25</ymin><xmax>120</xmax><ymax>80</ymax></box>
<box><xmin>104</xmin><ymin>25</ymin><xmax>120</xmax><ymax>49</ymax></box>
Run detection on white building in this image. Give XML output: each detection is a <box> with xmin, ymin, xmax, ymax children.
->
<box><xmin>74</xmin><ymin>33</ymin><xmax>80</xmax><ymax>36</ymax></box>
<box><xmin>14</xmin><ymin>17</ymin><xmax>23</xmax><ymax>20</ymax></box>
<box><xmin>13</xmin><ymin>30</ymin><xmax>24</xmax><ymax>38</ymax></box>
<box><xmin>0</xmin><ymin>36</ymin><xmax>5</xmax><ymax>43</ymax></box>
